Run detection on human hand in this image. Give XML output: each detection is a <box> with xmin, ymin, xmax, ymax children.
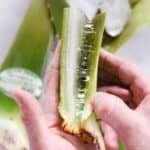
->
<box><xmin>92</xmin><ymin>50</ymin><xmax>150</xmax><ymax>150</ymax></box>
<box><xmin>11</xmin><ymin>43</ymin><xmax>101</xmax><ymax>150</ymax></box>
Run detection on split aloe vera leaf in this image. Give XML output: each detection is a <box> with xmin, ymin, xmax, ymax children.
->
<box><xmin>104</xmin><ymin>0</ymin><xmax>150</xmax><ymax>52</ymax></box>
<box><xmin>60</xmin><ymin>7</ymin><xmax>86</xmax><ymax>134</ymax></box>
<box><xmin>0</xmin><ymin>0</ymin><xmax>53</xmax><ymax>149</ymax></box>
<box><xmin>49</xmin><ymin>0</ymin><xmax>150</xmax><ymax>53</ymax></box>
<box><xmin>80</xmin><ymin>12</ymin><xmax>106</xmax><ymax>150</ymax></box>
<box><xmin>47</xmin><ymin>0</ymin><xmax>105</xmax><ymax>35</ymax></box>
<box><xmin>48</xmin><ymin>0</ymin><xmax>131</xmax><ymax>37</ymax></box>
<box><xmin>60</xmin><ymin>7</ymin><xmax>105</xmax><ymax>149</ymax></box>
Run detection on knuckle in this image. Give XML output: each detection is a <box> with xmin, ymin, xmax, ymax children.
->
<box><xmin>22</xmin><ymin>114</ymin><xmax>32</xmax><ymax>126</ymax></box>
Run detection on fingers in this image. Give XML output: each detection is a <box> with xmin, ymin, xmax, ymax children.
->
<box><xmin>91</xmin><ymin>92</ymin><xmax>137</xmax><ymax>139</ymax></box>
<box><xmin>99</xmin><ymin>86</ymin><xmax>136</xmax><ymax>108</ymax></box>
<box><xmin>130</xmin><ymin>75</ymin><xmax>150</xmax><ymax>105</ymax></box>
<box><xmin>100</xmin><ymin>50</ymin><xmax>142</xmax><ymax>86</ymax></box>
<box><xmin>42</xmin><ymin>42</ymin><xmax>61</xmax><ymax>127</ymax></box>
<box><xmin>100</xmin><ymin>121</ymin><xmax>118</xmax><ymax>150</ymax></box>
<box><xmin>12</xmin><ymin>89</ymin><xmax>51</xmax><ymax>150</ymax></box>
<box><xmin>99</xmin><ymin>86</ymin><xmax>132</xmax><ymax>102</ymax></box>
<box><xmin>99</xmin><ymin>50</ymin><xmax>150</xmax><ymax>105</ymax></box>
<box><xmin>136</xmin><ymin>94</ymin><xmax>150</xmax><ymax>117</ymax></box>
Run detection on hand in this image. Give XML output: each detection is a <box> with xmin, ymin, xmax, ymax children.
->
<box><xmin>11</xmin><ymin>43</ymin><xmax>99</xmax><ymax>150</ymax></box>
<box><xmin>92</xmin><ymin>50</ymin><xmax>150</xmax><ymax>150</ymax></box>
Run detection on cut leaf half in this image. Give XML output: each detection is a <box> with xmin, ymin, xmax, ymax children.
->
<box><xmin>60</xmin><ymin>7</ymin><xmax>106</xmax><ymax>149</ymax></box>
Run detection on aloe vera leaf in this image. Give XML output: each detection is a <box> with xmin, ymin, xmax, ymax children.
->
<box><xmin>129</xmin><ymin>0</ymin><xmax>140</xmax><ymax>6</ymax></box>
<box><xmin>81</xmin><ymin>13</ymin><xmax>106</xmax><ymax>150</ymax></box>
<box><xmin>48</xmin><ymin>0</ymin><xmax>68</xmax><ymax>36</ymax></box>
<box><xmin>48</xmin><ymin>0</ymin><xmax>96</xmax><ymax>36</ymax></box>
<box><xmin>119</xmin><ymin>141</ymin><xmax>126</xmax><ymax>150</ymax></box>
<box><xmin>81</xmin><ymin>13</ymin><xmax>105</xmax><ymax>121</ymax></box>
<box><xmin>103</xmin><ymin>0</ymin><xmax>150</xmax><ymax>52</ymax></box>
<box><xmin>60</xmin><ymin>6</ymin><xmax>105</xmax><ymax>143</ymax></box>
<box><xmin>0</xmin><ymin>0</ymin><xmax>53</xmax><ymax>148</ymax></box>
<box><xmin>48</xmin><ymin>0</ymin><xmax>102</xmax><ymax>35</ymax></box>
<box><xmin>0</xmin><ymin>0</ymin><xmax>53</xmax><ymax>76</ymax></box>
<box><xmin>0</xmin><ymin>90</ymin><xmax>28</xmax><ymax>149</ymax></box>
<box><xmin>60</xmin><ymin>7</ymin><xmax>86</xmax><ymax>134</ymax></box>
<box><xmin>83</xmin><ymin>114</ymin><xmax>105</xmax><ymax>150</ymax></box>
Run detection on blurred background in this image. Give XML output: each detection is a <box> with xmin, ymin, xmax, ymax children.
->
<box><xmin>0</xmin><ymin>0</ymin><xmax>150</xmax><ymax>74</ymax></box>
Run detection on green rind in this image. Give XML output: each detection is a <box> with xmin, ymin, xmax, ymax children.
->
<box><xmin>81</xmin><ymin>13</ymin><xmax>106</xmax><ymax>150</ymax></box>
<box><xmin>59</xmin><ymin>7</ymin><xmax>86</xmax><ymax>133</ymax></box>
<box><xmin>48</xmin><ymin>0</ymin><xmax>68</xmax><ymax>36</ymax></box>
<box><xmin>0</xmin><ymin>0</ymin><xmax>53</xmax><ymax>76</ymax></box>
<box><xmin>81</xmin><ymin>13</ymin><xmax>106</xmax><ymax>121</ymax></box>
<box><xmin>0</xmin><ymin>91</ymin><xmax>19</xmax><ymax>120</ymax></box>
<box><xmin>59</xmin><ymin>8</ymin><xmax>105</xmax><ymax>142</ymax></box>
<box><xmin>0</xmin><ymin>89</ymin><xmax>28</xmax><ymax>146</ymax></box>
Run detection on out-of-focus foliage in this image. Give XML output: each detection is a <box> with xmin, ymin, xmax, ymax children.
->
<box><xmin>103</xmin><ymin>0</ymin><xmax>150</xmax><ymax>52</ymax></box>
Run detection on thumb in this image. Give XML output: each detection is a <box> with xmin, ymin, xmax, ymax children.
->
<box><xmin>91</xmin><ymin>92</ymin><xmax>136</xmax><ymax>138</ymax></box>
<box><xmin>11</xmin><ymin>89</ymin><xmax>52</xmax><ymax>150</ymax></box>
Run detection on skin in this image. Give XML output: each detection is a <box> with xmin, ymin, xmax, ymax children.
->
<box><xmin>12</xmin><ymin>43</ymin><xmax>98</xmax><ymax>150</ymax></box>
<box><xmin>12</xmin><ymin>44</ymin><xmax>150</xmax><ymax>150</ymax></box>
<box><xmin>92</xmin><ymin>50</ymin><xmax>150</xmax><ymax>150</ymax></box>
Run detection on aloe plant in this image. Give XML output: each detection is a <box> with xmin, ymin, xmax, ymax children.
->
<box><xmin>1</xmin><ymin>0</ymin><xmax>53</xmax><ymax>75</ymax></box>
<box><xmin>49</xmin><ymin>0</ymin><xmax>150</xmax><ymax>52</ymax></box>
<box><xmin>60</xmin><ymin>7</ymin><xmax>106</xmax><ymax>149</ymax></box>
<box><xmin>0</xmin><ymin>0</ymin><xmax>53</xmax><ymax>149</ymax></box>
<box><xmin>103</xmin><ymin>0</ymin><xmax>150</xmax><ymax>51</ymax></box>
<box><xmin>48</xmin><ymin>0</ymin><xmax>150</xmax><ymax>150</ymax></box>
<box><xmin>0</xmin><ymin>0</ymin><xmax>149</xmax><ymax>149</ymax></box>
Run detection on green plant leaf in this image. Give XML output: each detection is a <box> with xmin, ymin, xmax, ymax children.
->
<box><xmin>0</xmin><ymin>0</ymin><xmax>53</xmax><ymax>148</ymax></box>
<box><xmin>1</xmin><ymin>0</ymin><xmax>53</xmax><ymax>76</ymax></box>
<box><xmin>119</xmin><ymin>141</ymin><xmax>126</xmax><ymax>150</ymax></box>
<box><xmin>48</xmin><ymin>0</ymin><xmax>67</xmax><ymax>36</ymax></box>
<box><xmin>103</xmin><ymin>0</ymin><xmax>150</xmax><ymax>52</ymax></box>
<box><xmin>59</xmin><ymin>6</ymin><xmax>106</xmax><ymax>149</ymax></box>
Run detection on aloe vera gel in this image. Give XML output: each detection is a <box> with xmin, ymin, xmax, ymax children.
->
<box><xmin>60</xmin><ymin>7</ymin><xmax>106</xmax><ymax>149</ymax></box>
<box><xmin>68</xmin><ymin>0</ymin><xmax>131</xmax><ymax>36</ymax></box>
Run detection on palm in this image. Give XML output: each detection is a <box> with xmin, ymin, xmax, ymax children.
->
<box><xmin>13</xmin><ymin>45</ymin><xmax>97</xmax><ymax>150</ymax></box>
<box><xmin>41</xmin><ymin>46</ymin><xmax>97</xmax><ymax>149</ymax></box>
<box><xmin>47</xmin><ymin>124</ymin><xmax>97</xmax><ymax>150</ymax></box>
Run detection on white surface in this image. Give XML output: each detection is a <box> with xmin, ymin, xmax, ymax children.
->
<box><xmin>0</xmin><ymin>0</ymin><xmax>30</xmax><ymax>64</ymax></box>
<box><xmin>117</xmin><ymin>27</ymin><xmax>150</xmax><ymax>75</ymax></box>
